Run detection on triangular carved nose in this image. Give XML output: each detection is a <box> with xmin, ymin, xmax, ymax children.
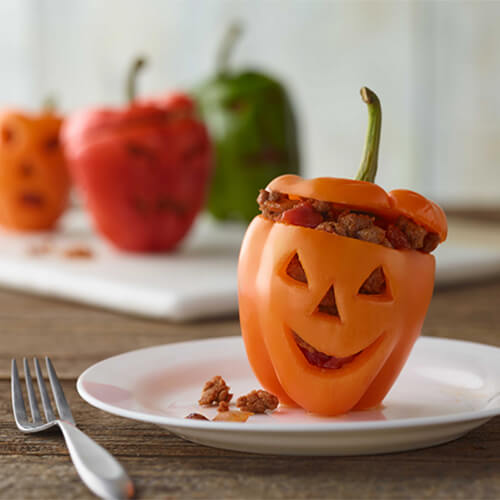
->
<box><xmin>316</xmin><ymin>286</ymin><xmax>339</xmax><ymax>317</ymax></box>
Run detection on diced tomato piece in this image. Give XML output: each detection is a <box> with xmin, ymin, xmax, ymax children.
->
<box><xmin>280</xmin><ymin>203</ymin><xmax>323</xmax><ymax>228</ymax></box>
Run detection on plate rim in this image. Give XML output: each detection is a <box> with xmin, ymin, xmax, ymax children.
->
<box><xmin>77</xmin><ymin>335</ymin><xmax>500</xmax><ymax>432</ymax></box>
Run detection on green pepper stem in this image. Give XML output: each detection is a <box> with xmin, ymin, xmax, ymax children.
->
<box><xmin>216</xmin><ymin>22</ymin><xmax>243</xmax><ymax>75</ymax></box>
<box><xmin>355</xmin><ymin>87</ymin><xmax>382</xmax><ymax>183</ymax></box>
<box><xmin>126</xmin><ymin>57</ymin><xmax>147</xmax><ymax>103</ymax></box>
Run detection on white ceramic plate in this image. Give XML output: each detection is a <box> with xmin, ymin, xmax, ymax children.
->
<box><xmin>77</xmin><ymin>336</ymin><xmax>500</xmax><ymax>456</ymax></box>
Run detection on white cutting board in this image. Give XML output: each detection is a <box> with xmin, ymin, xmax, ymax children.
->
<box><xmin>0</xmin><ymin>210</ymin><xmax>498</xmax><ymax>321</ymax></box>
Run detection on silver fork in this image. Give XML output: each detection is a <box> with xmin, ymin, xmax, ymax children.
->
<box><xmin>11</xmin><ymin>357</ymin><xmax>134</xmax><ymax>500</ymax></box>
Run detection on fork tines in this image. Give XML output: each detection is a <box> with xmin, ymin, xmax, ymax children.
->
<box><xmin>11</xmin><ymin>357</ymin><xmax>75</xmax><ymax>431</ymax></box>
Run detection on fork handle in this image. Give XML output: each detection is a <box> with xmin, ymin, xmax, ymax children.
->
<box><xmin>58</xmin><ymin>420</ymin><xmax>134</xmax><ymax>499</ymax></box>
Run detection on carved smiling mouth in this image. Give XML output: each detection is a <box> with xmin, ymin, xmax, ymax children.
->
<box><xmin>20</xmin><ymin>192</ymin><xmax>45</xmax><ymax>207</ymax></box>
<box><xmin>292</xmin><ymin>332</ymin><xmax>360</xmax><ymax>369</ymax></box>
<box><xmin>292</xmin><ymin>330</ymin><xmax>390</xmax><ymax>370</ymax></box>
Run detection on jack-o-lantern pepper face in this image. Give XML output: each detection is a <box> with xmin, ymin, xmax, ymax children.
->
<box><xmin>0</xmin><ymin>110</ymin><xmax>70</xmax><ymax>230</ymax></box>
<box><xmin>238</xmin><ymin>88</ymin><xmax>447</xmax><ymax>416</ymax></box>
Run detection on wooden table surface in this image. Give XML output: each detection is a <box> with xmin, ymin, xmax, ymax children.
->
<box><xmin>0</xmin><ymin>277</ymin><xmax>499</xmax><ymax>499</ymax></box>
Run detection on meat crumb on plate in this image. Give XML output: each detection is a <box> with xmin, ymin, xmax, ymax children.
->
<box><xmin>198</xmin><ymin>375</ymin><xmax>233</xmax><ymax>406</ymax></box>
<box><xmin>185</xmin><ymin>413</ymin><xmax>209</xmax><ymax>421</ymax></box>
<box><xmin>27</xmin><ymin>242</ymin><xmax>53</xmax><ymax>256</ymax></box>
<box><xmin>63</xmin><ymin>245</ymin><xmax>93</xmax><ymax>259</ymax></box>
<box><xmin>236</xmin><ymin>390</ymin><xmax>279</xmax><ymax>413</ymax></box>
<box><xmin>217</xmin><ymin>401</ymin><xmax>230</xmax><ymax>412</ymax></box>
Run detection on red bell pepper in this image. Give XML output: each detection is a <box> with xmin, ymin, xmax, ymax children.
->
<box><xmin>63</xmin><ymin>58</ymin><xmax>212</xmax><ymax>252</ymax></box>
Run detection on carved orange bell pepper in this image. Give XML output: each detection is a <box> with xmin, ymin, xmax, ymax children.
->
<box><xmin>0</xmin><ymin>107</ymin><xmax>70</xmax><ymax>230</ymax></box>
<box><xmin>238</xmin><ymin>88</ymin><xmax>447</xmax><ymax>415</ymax></box>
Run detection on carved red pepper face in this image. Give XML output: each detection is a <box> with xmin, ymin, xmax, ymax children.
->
<box><xmin>62</xmin><ymin>95</ymin><xmax>212</xmax><ymax>252</ymax></box>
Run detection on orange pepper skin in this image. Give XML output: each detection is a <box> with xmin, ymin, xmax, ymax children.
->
<box><xmin>238</xmin><ymin>175</ymin><xmax>447</xmax><ymax>416</ymax></box>
<box><xmin>0</xmin><ymin>111</ymin><xmax>70</xmax><ymax>230</ymax></box>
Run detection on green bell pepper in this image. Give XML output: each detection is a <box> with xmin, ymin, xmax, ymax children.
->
<box><xmin>195</xmin><ymin>24</ymin><xmax>301</xmax><ymax>222</ymax></box>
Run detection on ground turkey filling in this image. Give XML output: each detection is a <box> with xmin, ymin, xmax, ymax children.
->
<box><xmin>258</xmin><ymin>189</ymin><xmax>441</xmax><ymax>369</ymax></box>
<box><xmin>257</xmin><ymin>189</ymin><xmax>440</xmax><ymax>253</ymax></box>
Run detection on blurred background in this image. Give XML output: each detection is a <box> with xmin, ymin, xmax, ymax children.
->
<box><xmin>1</xmin><ymin>0</ymin><xmax>499</xmax><ymax>207</ymax></box>
<box><xmin>0</xmin><ymin>0</ymin><xmax>499</xmax><ymax>322</ymax></box>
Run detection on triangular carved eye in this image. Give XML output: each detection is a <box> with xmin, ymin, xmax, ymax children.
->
<box><xmin>316</xmin><ymin>286</ymin><xmax>339</xmax><ymax>317</ymax></box>
<box><xmin>358</xmin><ymin>267</ymin><xmax>386</xmax><ymax>295</ymax></box>
<box><xmin>286</xmin><ymin>253</ymin><xmax>307</xmax><ymax>284</ymax></box>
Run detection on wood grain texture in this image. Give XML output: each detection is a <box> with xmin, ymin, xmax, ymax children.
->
<box><xmin>0</xmin><ymin>278</ymin><xmax>499</xmax><ymax>499</ymax></box>
<box><xmin>0</xmin><ymin>379</ymin><xmax>499</xmax><ymax>500</ymax></box>
<box><xmin>0</xmin><ymin>288</ymin><xmax>239</xmax><ymax>380</ymax></box>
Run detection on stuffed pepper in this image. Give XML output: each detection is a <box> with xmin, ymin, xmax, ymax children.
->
<box><xmin>238</xmin><ymin>87</ymin><xmax>447</xmax><ymax>416</ymax></box>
